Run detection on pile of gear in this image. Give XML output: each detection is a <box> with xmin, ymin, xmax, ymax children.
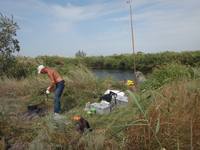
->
<box><xmin>84</xmin><ymin>89</ymin><xmax>128</xmax><ymax>115</ymax></box>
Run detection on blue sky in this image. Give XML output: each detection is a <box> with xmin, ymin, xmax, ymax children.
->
<box><xmin>0</xmin><ymin>0</ymin><xmax>200</xmax><ymax>57</ymax></box>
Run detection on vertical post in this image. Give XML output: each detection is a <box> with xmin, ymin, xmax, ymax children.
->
<box><xmin>127</xmin><ymin>0</ymin><xmax>137</xmax><ymax>85</ymax></box>
<box><xmin>190</xmin><ymin>118</ymin><xmax>193</xmax><ymax>150</ymax></box>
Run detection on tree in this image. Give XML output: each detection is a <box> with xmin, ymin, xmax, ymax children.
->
<box><xmin>75</xmin><ymin>50</ymin><xmax>86</xmax><ymax>57</ymax></box>
<box><xmin>0</xmin><ymin>13</ymin><xmax>20</xmax><ymax>76</ymax></box>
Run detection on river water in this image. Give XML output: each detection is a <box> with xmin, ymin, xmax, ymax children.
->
<box><xmin>92</xmin><ymin>69</ymin><xmax>135</xmax><ymax>81</ymax></box>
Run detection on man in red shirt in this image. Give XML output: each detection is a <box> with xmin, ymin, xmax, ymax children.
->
<box><xmin>37</xmin><ymin>65</ymin><xmax>65</xmax><ymax>116</ymax></box>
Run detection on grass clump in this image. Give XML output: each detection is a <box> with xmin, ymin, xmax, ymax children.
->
<box><xmin>140</xmin><ymin>63</ymin><xmax>197</xmax><ymax>90</ymax></box>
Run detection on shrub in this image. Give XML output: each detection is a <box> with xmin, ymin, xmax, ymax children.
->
<box><xmin>0</xmin><ymin>13</ymin><xmax>20</xmax><ymax>78</ymax></box>
<box><xmin>140</xmin><ymin>63</ymin><xmax>193</xmax><ymax>90</ymax></box>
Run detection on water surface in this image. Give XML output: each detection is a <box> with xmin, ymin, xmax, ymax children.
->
<box><xmin>92</xmin><ymin>69</ymin><xmax>135</xmax><ymax>81</ymax></box>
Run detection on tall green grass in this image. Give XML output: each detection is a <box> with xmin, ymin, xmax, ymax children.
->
<box><xmin>140</xmin><ymin>63</ymin><xmax>200</xmax><ymax>90</ymax></box>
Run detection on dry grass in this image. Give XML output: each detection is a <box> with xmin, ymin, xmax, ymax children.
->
<box><xmin>0</xmin><ymin>77</ymin><xmax>49</xmax><ymax>98</ymax></box>
<box><xmin>125</xmin><ymin>79</ymin><xmax>200</xmax><ymax>149</ymax></box>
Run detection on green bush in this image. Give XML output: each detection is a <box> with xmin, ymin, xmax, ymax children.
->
<box><xmin>9</xmin><ymin>59</ymin><xmax>36</xmax><ymax>79</ymax></box>
<box><xmin>140</xmin><ymin>63</ymin><xmax>194</xmax><ymax>90</ymax></box>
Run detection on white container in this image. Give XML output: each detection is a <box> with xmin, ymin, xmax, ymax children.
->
<box><xmin>116</xmin><ymin>95</ymin><xmax>128</xmax><ymax>106</ymax></box>
<box><xmin>90</xmin><ymin>102</ymin><xmax>111</xmax><ymax>114</ymax></box>
<box><xmin>104</xmin><ymin>90</ymin><xmax>125</xmax><ymax>96</ymax></box>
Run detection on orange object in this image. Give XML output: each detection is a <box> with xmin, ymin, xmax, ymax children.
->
<box><xmin>42</xmin><ymin>67</ymin><xmax>63</xmax><ymax>91</ymax></box>
<box><xmin>72</xmin><ymin>115</ymin><xmax>81</xmax><ymax>121</ymax></box>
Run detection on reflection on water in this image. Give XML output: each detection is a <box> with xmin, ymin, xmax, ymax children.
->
<box><xmin>92</xmin><ymin>69</ymin><xmax>135</xmax><ymax>81</ymax></box>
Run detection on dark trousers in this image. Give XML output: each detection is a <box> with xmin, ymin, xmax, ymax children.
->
<box><xmin>54</xmin><ymin>80</ymin><xmax>65</xmax><ymax>113</ymax></box>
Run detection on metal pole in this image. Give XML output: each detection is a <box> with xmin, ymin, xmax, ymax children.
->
<box><xmin>127</xmin><ymin>0</ymin><xmax>137</xmax><ymax>84</ymax></box>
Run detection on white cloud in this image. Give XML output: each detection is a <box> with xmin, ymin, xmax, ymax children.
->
<box><xmin>106</xmin><ymin>0</ymin><xmax>200</xmax><ymax>52</ymax></box>
<box><xmin>51</xmin><ymin>3</ymin><xmax>102</xmax><ymax>21</ymax></box>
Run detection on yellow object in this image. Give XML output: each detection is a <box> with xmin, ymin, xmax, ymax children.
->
<box><xmin>127</xmin><ymin>80</ymin><xmax>134</xmax><ymax>86</ymax></box>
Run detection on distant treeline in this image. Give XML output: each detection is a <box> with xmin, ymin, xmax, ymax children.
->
<box><xmin>2</xmin><ymin>51</ymin><xmax>199</xmax><ymax>79</ymax></box>
<box><xmin>37</xmin><ymin>51</ymin><xmax>200</xmax><ymax>74</ymax></box>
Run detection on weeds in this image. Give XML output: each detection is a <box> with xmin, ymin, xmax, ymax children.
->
<box><xmin>140</xmin><ymin>63</ymin><xmax>196</xmax><ymax>90</ymax></box>
<box><xmin>126</xmin><ymin>79</ymin><xmax>200</xmax><ymax>149</ymax></box>
<box><xmin>0</xmin><ymin>63</ymin><xmax>200</xmax><ymax>149</ymax></box>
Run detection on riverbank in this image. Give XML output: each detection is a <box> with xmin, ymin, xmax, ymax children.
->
<box><xmin>1</xmin><ymin>63</ymin><xmax>200</xmax><ymax>149</ymax></box>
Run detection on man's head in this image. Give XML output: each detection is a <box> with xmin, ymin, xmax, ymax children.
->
<box><xmin>37</xmin><ymin>65</ymin><xmax>45</xmax><ymax>74</ymax></box>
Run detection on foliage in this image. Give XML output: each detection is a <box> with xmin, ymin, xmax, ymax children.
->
<box><xmin>35</xmin><ymin>51</ymin><xmax>200</xmax><ymax>74</ymax></box>
<box><xmin>126</xmin><ymin>79</ymin><xmax>200</xmax><ymax>149</ymax></box>
<box><xmin>140</xmin><ymin>63</ymin><xmax>196</xmax><ymax>90</ymax></box>
<box><xmin>0</xmin><ymin>13</ymin><xmax>20</xmax><ymax>77</ymax></box>
<box><xmin>10</xmin><ymin>51</ymin><xmax>196</xmax><ymax>80</ymax></box>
